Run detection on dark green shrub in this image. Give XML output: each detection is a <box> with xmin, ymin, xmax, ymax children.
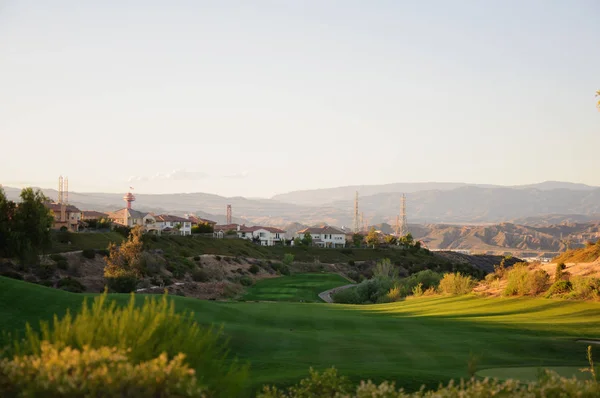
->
<box><xmin>283</xmin><ymin>253</ymin><xmax>294</xmax><ymax>266</ymax></box>
<box><xmin>96</xmin><ymin>249</ymin><xmax>110</xmax><ymax>257</ymax></box>
<box><xmin>105</xmin><ymin>275</ymin><xmax>138</xmax><ymax>293</ymax></box>
<box><xmin>81</xmin><ymin>249</ymin><xmax>96</xmax><ymax>259</ymax></box>
<box><xmin>545</xmin><ymin>280</ymin><xmax>574</xmax><ymax>297</ymax></box>
<box><xmin>348</xmin><ymin>260</ymin><xmax>355</xmax><ymax>266</ymax></box>
<box><xmin>193</xmin><ymin>255</ymin><xmax>201</xmax><ymax>261</ymax></box>
<box><xmin>248</xmin><ymin>264</ymin><xmax>260</xmax><ymax>274</ymax></box>
<box><xmin>56</xmin><ymin>259</ymin><xmax>68</xmax><ymax>270</ymax></box>
<box><xmin>215</xmin><ymin>255</ymin><xmax>222</xmax><ymax>261</ymax></box>
<box><xmin>240</xmin><ymin>276</ymin><xmax>253</xmax><ymax>286</ymax></box>
<box><xmin>192</xmin><ymin>269</ymin><xmax>209</xmax><ymax>282</ymax></box>
<box><xmin>55</xmin><ymin>231</ymin><xmax>69</xmax><ymax>244</ymax></box>
<box><xmin>271</xmin><ymin>263</ymin><xmax>290</xmax><ymax>275</ymax></box>
<box><xmin>0</xmin><ymin>270</ymin><xmax>23</xmax><ymax>280</ymax></box>
<box><xmin>162</xmin><ymin>276</ymin><xmax>173</xmax><ymax>286</ymax></box>
<box><xmin>8</xmin><ymin>293</ymin><xmax>249</xmax><ymax>397</ymax></box>
<box><xmin>49</xmin><ymin>254</ymin><xmax>66</xmax><ymax>262</ymax></box>
<box><xmin>57</xmin><ymin>277</ymin><xmax>86</xmax><ymax>293</ymax></box>
<box><xmin>36</xmin><ymin>263</ymin><xmax>57</xmax><ymax>280</ymax></box>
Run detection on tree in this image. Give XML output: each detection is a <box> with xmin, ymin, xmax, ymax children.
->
<box><xmin>104</xmin><ymin>226</ymin><xmax>145</xmax><ymax>292</ymax></box>
<box><xmin>365</xmin><ymin>227</ymin><xmax>379</xmax><ymax>247</ymax></box>
<box><xmin>398</xmin><ymin>233</ymin><xmax>414</xmax><ymax>247</ymax></box>
<box><xmin>11</xmin><ymin>188</ymin><xmax>54</xmax><ymax>263</ymax></box>
<box><xmin>384</xmin><ymin>235</ymin><xmax>397</xmax><ymax>245</ymax></box>
<box><xmin>191</xmin><ymin>222</ymin><xmax>213</xmax><ymax>234</ymax></box>
<box><xmin>0</xmin><ymin>188</ymin><xmax>16</xmax><ymax>258</ymax></box>
<box><xmin>301</xmin><ymin>232</ymin><xmax>313</xmax><ymax>246</ymax></box>
<box><xmin>352</xmin><ymin>234</ymin><xmax>363</xmax><ymax>248</ymax></box>
<box><xmin>293</xmin><ymin>237</ymin><xmax>302</xmax><ymax>247</ymax></box>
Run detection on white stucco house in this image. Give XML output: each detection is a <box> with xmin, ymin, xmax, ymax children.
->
<box><xmin>154</xmin><ymin>214</ymin><xmax>192</xmax><ymax>236</ymax></box>
<box><xmin>296</xmin><ymin>226</ymin><xmax>347</xmax><ymax>248</ymax></box>
<box><xmin>237</xmin><ymin>225</ymin><xmax>286</xmax><ymax>246</ymax></box>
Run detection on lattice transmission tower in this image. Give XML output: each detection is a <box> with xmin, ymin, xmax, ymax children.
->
<box><xmin>399</xmin><ymin>194</ymin><xmax>408</xmax><ymax>237</ymax></box>
<box><xmin>353</xmin><ymin>191</ymin><xmax>359</xmax><ymax>233</ymax></box>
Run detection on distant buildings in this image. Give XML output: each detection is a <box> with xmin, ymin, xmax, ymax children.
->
<box><xmin>212</xmin><ymin>223</ymin><xmax>286</xmax><ymax>246</ymax></box>
<box><xmin>296</xmin><ymin>226</ymin><xmax>346</xmax><ymax>248</ymax></box>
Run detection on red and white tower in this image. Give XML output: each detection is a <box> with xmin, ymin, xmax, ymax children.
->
<box><xmin>123</xmin><ymin>192</ymin><xmax>136</xmax><ymax>209</ymax></box>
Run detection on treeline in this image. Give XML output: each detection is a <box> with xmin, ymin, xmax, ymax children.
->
<box><xmin>0</xmin><ymin>188</ymin><xmax>54</xmax><ymax>263</ymax></box>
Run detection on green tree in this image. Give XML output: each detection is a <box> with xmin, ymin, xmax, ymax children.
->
<box><xmin>365</xmin><ymin>227</ymin><xmax>379</xmax><ymax>247</ymax></box>
<box><xmin>0</xmin><ymin>188</ymin><xmax>16</xmax><ymax>257</ymax></box>
<box><xmin>352</xmin><ymin>233</ymin><xmax>363</xmax><ymax>248</ymax></box>
<box><xmin>301</xmin><ymin>232</ymin><xmax>313</xmax><ymax>246</ymax></box>
<box><xmin>398</xmin><ymin>233</ymin><xmax>414</xmax><ymax>247</ymax></box>
<box><xmin>11</xmin><ymin>188</ymin><xmax>54</xmax><ymax>263</ymax></box>
<box><xmin>104</xmin><ymin>226</ymin><xmax>144</xmax><ymax>291</ymax></box>
<box><xmin>293</xmin><ymin>237</ymin><xmax>302</xmax><ymax>246</ymax></box>
<box><xmin>384</xmin><ymin>235</ymin><xmax>397</xmax><ymax>245</ymax></box>
<box><xmin>191</xmin><ymin>222</ymin><xmax>214</xmax><ymax>234</ymax></box>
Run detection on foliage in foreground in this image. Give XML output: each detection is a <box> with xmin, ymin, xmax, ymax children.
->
<box><xmin>258</xmin><ymin>367</ymin><xmax>600</xmax><ymax>398</ymax></box>
<box><xmin>437</xmin><ymin>272</ymin><xmax>476</xmax><ymax>295</ymax></box>
<box><xmin>5</xmin><ymin>292</ymin><xmax>248</xmax><ymax>397</ymax></box>
<box><xmin>0</xmin><ymin>342</ymin><xmax>204</xmax><ymax>397</ymax></box>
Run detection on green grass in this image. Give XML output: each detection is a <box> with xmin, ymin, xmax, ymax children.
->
<box><xmin>50</xmin><ymin>232</ymin><xmax>124</xmax><ymax>253</ymax></box>
<box><xmin>2</xmin><ymin>277</ymin><xmax>600</xmax><ymax>394</ymax></box>
<box><xmin>240</xmin><ymin>273</ymin><xmax>350</xmax><ymax>302</ymax></box>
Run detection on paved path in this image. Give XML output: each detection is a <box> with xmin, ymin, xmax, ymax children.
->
<box><xmin>318</xmin><ymin>284</ymin><xmax>355</xmax><ymax>303</ymax></box>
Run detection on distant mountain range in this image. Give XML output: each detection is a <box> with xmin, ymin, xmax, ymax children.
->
<box><xmin>3</xmin><ymin>181</ymin><xmax>600</xmax><ymax>228</ymax></box>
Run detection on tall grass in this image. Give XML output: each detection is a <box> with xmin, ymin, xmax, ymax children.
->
<box><xmin>7</xmin><ymin>292</ymin><xmax>248</xmax><ymax>397</ymax></box>
<box><xmin>438</xmin><ymin>273</ymin><xmax>476</xmax><ymax>295</ymax></box>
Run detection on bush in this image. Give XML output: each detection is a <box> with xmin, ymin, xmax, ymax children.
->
<box><xmin>333</xmin><ymin>277</ymin><xmax>394</xmax><ymax>304</ymax></box>
<box><xmin>555</xmin><ymin>262</ymin><xmax>566</xmax><ymax>282</ymax></box>
<box><xmin>56</xmin><ymin>258</ymin><xmax>68</xmax><ymax>270</ymax></box>
<box><xmin>8</xmin><ymin>293</ymin><xmax>249</xmax><ymax>397</ymax></box>
<box><xmin>0</xmin><ymin>270</ymin><xmax>23</xmax><ymax>280</ymax></box>
<box><xmin>0</xmin><ymin>342</ymin><xmax>204</xmax><ymax>397</ymax></box>
<box><xmin>81</xmin><ymin>248</ymin><xmax>96</xmax><ymax>259</ymax></box>
<box><xmin>215</xmin><ymin>255</ymin><xmax>222</xmax><ymax>261</ymax></box>
<box><xmin>257</xmin><ymin>367</ymin><xmax>600</xmax><ymax>398</ymax></box>
<box><xmin>193</xmin><ymin>255</ymin><xmax>201</xmax><ymax>261</ymax></box>
<box><xmin>348</xmin><ymin>260</ymin><xmax>355</xmax><ymax>266</ymax></box>
<box><xmin>35</xmin><ymin>263</ymin><xmax>56</xmax><ymax>279</ymax></box>
<box><xmin>49</xmin><ymin>254</ymin><xmax>66</xmax><ymax>262</ymax></box>
<box><xmin>567</xmin><ymin>276</ymin><xmax>600</xmax><ymax>300</ymax></box>
<box><xmin>283</xmin><ymin>253</ymin><xmax>295</xmax><ymax>266</ymax></box>
<box><xmin>248</xmin><ymin>264</ymin><xmax>260</xmax><ymax>274</ymax></box>
<box><xmin>503</xmin><ymin>263</ymin><xmax>550</xmax><ymax>296</ymax></box>
<box><xmin>105</xmin><ymin>275</ymin><xmax>138</xmax><ymax>293</ymax></box>
<box><xmin>240</xmin><ymin>276</ymin><xmax>253</xmax><ymax>286</ymax></box>
<box><xmin>96</xmin><ymin>249</ymin><xmax>110</xmax><ymax>257</ymax></box>
<box><xmin>192</xmin><ymin>269</ymin><xmax>209</xmax><ymax>282</ymax></box>
<box><xmin>57</xmin><ymin>277</ymin><xmax>86</xmax><ymax>293</ymax></box>
<box><xmin>545</xmin><ymin>280</ymin><xmax>573</xmax><ymax>297</ymax></box>
<box><xmin>438</xmin><ymin>272</ymin><xmax>476</xmax><ymax>295</ymax></box>
<box><xmin>271</xmin><ymin>263</ymin><xmax>290</xmax><ymax>275</ymax></box>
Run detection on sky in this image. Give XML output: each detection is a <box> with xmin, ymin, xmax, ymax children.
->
<box><xmin>1</xmin><ymin>0</ymin><xmax>599</xmax><ymax>198</ymax></box>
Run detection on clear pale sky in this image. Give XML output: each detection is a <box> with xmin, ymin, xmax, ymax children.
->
<box><xmin>1</xmin><ymin>0</ymin><xmax>599</xmax><ymax>198</ymax></box>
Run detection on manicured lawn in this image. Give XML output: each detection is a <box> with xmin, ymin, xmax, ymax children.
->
<box><xmin>2</xmin><ymin>277</ymin><xmax>600</xmax><ymax>394</ymax></box>
<box><xmin>240</xmin><ymin>273</ymin><xmax>350</xmax><ymax>302</ymax></box>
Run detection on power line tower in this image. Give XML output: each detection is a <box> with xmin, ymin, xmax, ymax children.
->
<box><xmin>226</xmin><ymin>204</ymin><xmax>232</xmax><ymax>224</ymax></box>
<box><xmin>64</xmin><ymin>176</ymin><xmax>69</xmax><ymax>204</ymax></box>
<box><xmin>361</xmin><ymin>212</ymin><xmax>365</xmax><ymax>233</ymax></box>
<box><xmin>395</xmin><ymin>215</ymin><xmax>400</xmax><ymax>236</ymax></box>
<box><xmin>353</xmin><ymin>191</ymin><xmax>359</xmax><ymax>234</ymax></box>
<box><xmin>58</xmin><ymin>176</ymin><xmax>64</xmax><ymax>204</ymax></box>
<box><xmin>399</xmin><ymin>194</ymin><xmax>408</xmax><ymax>237</ymax></box>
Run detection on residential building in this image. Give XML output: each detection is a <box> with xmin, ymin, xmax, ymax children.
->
<box><xmin>45</xmin><ymin>202</ymin><xmax>82</xmax><ymax>232</ymax></box>
<box><xmin>238</xmin><ymin>225</ymin><xmax>286</xmax><ymax>246</ymax></box>
<box><xmin>154</xmin><ymin>214</ymin><xmax>192</xmax><ymax>236</ymax></box>
<box><xmin>185</xmin><ymin>215</ymin><xmax>217</xmax><ymax>226</ymax></box>
<box><xmin>107</xmin><ymin>208</ymin><xmax>153</xmax><ymax>228</ymax></box>
<box><xmin>297</xmin><ymin>226</ymin><xmax>347</xmax><ymax>248</ymax></box>
<box><xmin>81</xmin><ymin>210</ymin><xmax>109</xmax><ymax>220</ymax></box>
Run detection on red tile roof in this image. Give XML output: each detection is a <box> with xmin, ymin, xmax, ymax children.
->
<box><xmin>155</xmin><ymin>214</ymin><xmax>189</xmax><ymax>223</ymax></box>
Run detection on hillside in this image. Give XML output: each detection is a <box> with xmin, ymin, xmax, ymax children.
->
<box><xmin>554</xmin><ymin>242</ymin><xmax>600</xmax><ymax>264</ymax></box>
<box><xmin>5</xmin><ymin>182</ymin><xmax>600</xmax><ymax>227</ymax></box>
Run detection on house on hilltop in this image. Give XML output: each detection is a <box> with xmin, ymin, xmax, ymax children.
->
<box><xmin>154</xmin><ymin>214</ymin><xmax>192</xmax><ymax>236</ymax></box>
<box><xmin>296</xmin><ymin>226</ymin><xmax>346</xmax><ymax>248</ymax></box>
<box><xmin>45</xmin><ymin>202</ymin><xmax>82</xmax><ymax>232</ymax></box>
<box><xmin>238</xmin><ymin>225</ymin><xmax>286</xmax><ymax>246</ymax></box>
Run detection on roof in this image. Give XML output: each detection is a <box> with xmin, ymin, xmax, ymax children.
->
<box><xmin>81</xmin><ymin>211</ymin><xmax>108</xmax><ymax>218</ymax></box>
<box><xmin>188</xmin><ymin>215</ymin><xmax>217</xmax><ymax>225</ymax></box>
<box><xmin>107</xmin><ymin>208</ymin><xmax>149</xmax><ymax>220</ymax></box>
<box><xmin>240</xmin><ymin>225</ymin><xmax>286</xmax><ymax>233</ymax></box>
<box><xmin>214</xmin><ymin>223</ymin><xmax>240</xmax><ymax>231</ymax></box>
<box><xmin>155</xmin><ymin>214</ymin><xmax>189</xmax><ymax>223</ymax></box>
<box><xmin>45</xmin><ymin>203</ymin><xmax>81</xmax><ymax>213</ymax></box>
<box><xmin>297</xmin><ymin>226</ymin><xmax>346</xmax><ymax>235</ymax></box>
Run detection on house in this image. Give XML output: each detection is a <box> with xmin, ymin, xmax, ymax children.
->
<box><xmin>154</xmin><ymin>215</ymin><xmax>192</xmax><ymax>236</ymax></box>
<box><xmin>185</xmin><ymin>215</ymin><xmax>217</xmax><ymax>226</ymax></box>
<box><xmin>107</xmin><ymin>208</ymin><xmax>153</xmax><ymax>228</ymax></box>
<box><xmin>45</xmin><ymin>202</ymin><xmax>82</xmax><ymax>232</ymax></box>
<box><xmin>296</xmin><ymin>226</ymin><xmax>347</xmax><ymax>248</ymax></box>
<box><xmin>238</xmin><ymin>225</ymin><xmax>286</xmax><ymax>246</ymax></box>
<box><xmin>81</xmin><ymin>211</ymin><xmax>108</xmax><ymax>220</ymax></box>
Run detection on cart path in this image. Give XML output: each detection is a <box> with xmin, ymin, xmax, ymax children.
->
<box><xmin>318</xmin><ymin>284</ymin><xmax>355</xmax><ymax>303</ymax></box>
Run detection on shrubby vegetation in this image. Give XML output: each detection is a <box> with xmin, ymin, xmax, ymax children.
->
<box><xmin>333</xmin><ymin>259</ymin><xmax>472</xmax><ymax>304</ymax></box>
<box><xmin>4</xmin><ymin>292</ymin><xmax>248</xmax><ymax>397</ymax></box>
<box><xmin>258</xmin><ymin>366</ymin><xmax>600</xmax><ymax>398</ymax></box>
<box><xmin>503</xmin><ymin>263</ymin><xmax>550</xmax><ymax>296</ymax></box>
